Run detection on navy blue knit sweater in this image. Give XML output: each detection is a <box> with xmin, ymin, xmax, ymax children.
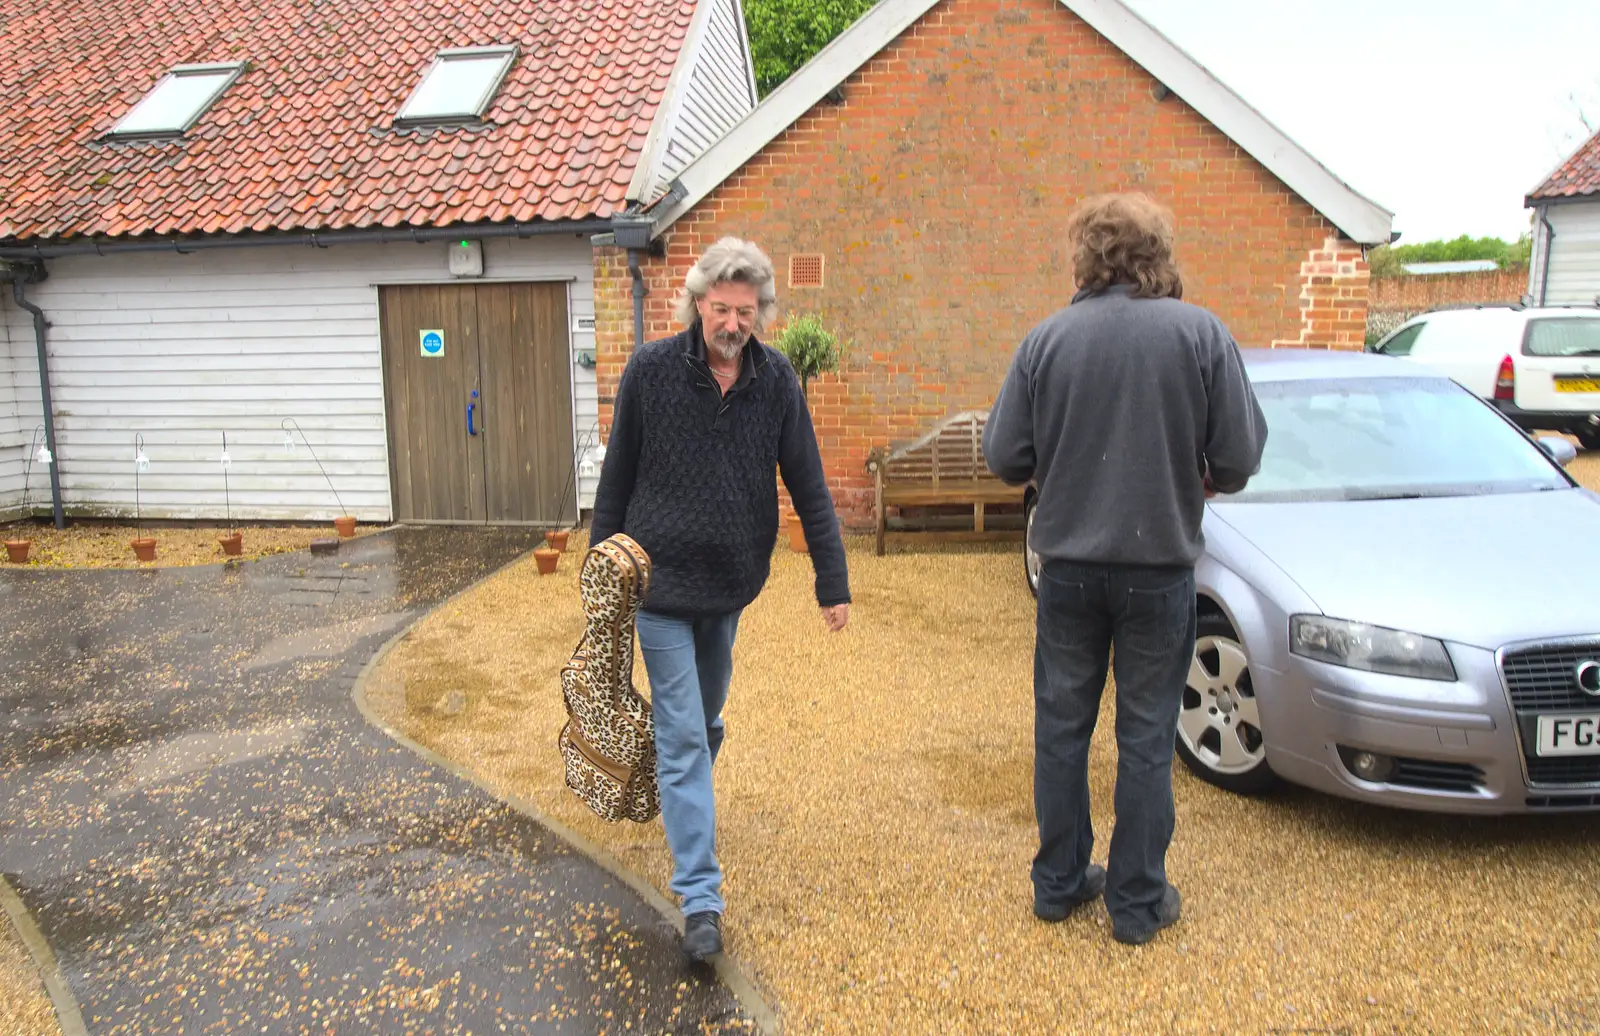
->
<box><xmin>588</xmin><ymin>325</ymin><xmax>851</xmax><ymax>618</ymax></box>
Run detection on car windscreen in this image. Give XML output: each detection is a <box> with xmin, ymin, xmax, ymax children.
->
<box><xmin>1226</xmin><ymin>376</ymin><xmax>1572</xmax><ymax>503</ymax></box>
<box><xmin>1523</xmin><ymin>317</ymin><xmax>1600</xmax><ymax>357</ymax></box>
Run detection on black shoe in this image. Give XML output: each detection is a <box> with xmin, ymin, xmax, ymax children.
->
<box><xmin>1034</xmin><ymin>864</ymin><xmax>1106</xmax><ymax>923</ymax></box>
<box><xmin>683</xmin><ymin>911</ymin><xmax>723</xmax><ymax>962</ymax></box>
<box><xmin>1112</xmin><ymin>884</ymin><xmax>1182</xmax><ymax>946</ymax></box>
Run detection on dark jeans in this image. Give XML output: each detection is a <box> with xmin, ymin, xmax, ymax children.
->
<box><xmin>1032</xmin><ymin>559</ymin><xmax>1196</xmax><ymax>936</ymax></box>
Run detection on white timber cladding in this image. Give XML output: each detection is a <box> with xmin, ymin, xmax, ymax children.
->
<box><xmin>1538</xmin><ymin>201</ymin><xmax>1600</xmax><ymax>306</ymax></box>
<box><xmin>634</xmin><ymin>0</ymin><xmax>758</xmax><ymax>202</ymax></box>
<box><xmin>1</xmin><ymin>236</ymin><xmax>599</xmax><ymax>522</ymax></box>
<box><xmin>0</xmin><ymin>301</ymin><xmax>28</xmax><ymax>516</ymax></box>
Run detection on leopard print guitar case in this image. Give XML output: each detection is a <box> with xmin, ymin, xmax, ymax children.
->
<box><xmin>558</xmin><ymin>533</ymin><xmax>660</xmax><ymax>823</ymax></box>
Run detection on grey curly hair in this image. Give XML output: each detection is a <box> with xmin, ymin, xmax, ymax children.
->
<box><xmin>673</xmin><ymin>236</ymin><xmax>779</xmax><ymax>331</ymax></box>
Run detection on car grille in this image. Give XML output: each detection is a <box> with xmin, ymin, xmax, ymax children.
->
<box><xmin>1501</xmin><ymin>642</ymin><xmax>1600</xmax><ymax>710</ymax></box>
<box><xmin>1501</xmin><ymin>640</ymin><xmax>1600</xmax><ymax>787</ymax></box>
<box><xmin>1391</xmin><ymin>758</ymin><xmax>1485</xmax><ymax>794</ymax></box>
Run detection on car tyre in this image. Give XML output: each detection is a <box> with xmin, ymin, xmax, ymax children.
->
<box><xmin>1175</xmin><ymin>613</ymin><xmax>1280</xmax><ymax>795</ymax></box>
<box><xmin>1576</xmin><ymin>427</ymin><xmax>1600</xmax><ymax>452</ymax></box>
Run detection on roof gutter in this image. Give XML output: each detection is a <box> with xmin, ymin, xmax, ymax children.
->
<box><xmin>0</xmin><ymin>218</ymin><xmax>616</xmax><ymax>260</ymax></box>
<box><xmin>0</xmin><ymin>262</ymin><xmax>65</xmax><ymax>529</ymax></box>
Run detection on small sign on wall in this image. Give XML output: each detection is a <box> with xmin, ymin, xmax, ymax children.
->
<box><xmin>420</xmin><ymin>329</ymin><xmax>445</xmax><ymax>357</ymax></box>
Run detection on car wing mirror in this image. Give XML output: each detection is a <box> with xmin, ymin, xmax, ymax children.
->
<box><xmin>1536</xmin><ymin>436</ymin><xmax>1579</xmax><ymax>468</ymax></box>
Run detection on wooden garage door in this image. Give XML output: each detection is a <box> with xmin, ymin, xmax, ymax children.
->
<box><xmin>379</xmin><ymin>283</ymin><xmax>576</xmax><ymax>525</ymax></box>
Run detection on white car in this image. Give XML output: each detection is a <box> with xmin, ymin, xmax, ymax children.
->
<box><xmin>1368</xmin><ymin>305</ymin><xmax>1600</xmax><ymax>448</ymax></box>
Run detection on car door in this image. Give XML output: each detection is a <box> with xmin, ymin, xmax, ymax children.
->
<box><xmin>1407</xmin><ymin>316</ymin><xmax>1501</xmax><ymax>399</ymax></box>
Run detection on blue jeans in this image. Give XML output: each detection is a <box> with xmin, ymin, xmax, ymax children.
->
<box><xmin>1033</xmin><ymin>560</ymin><xmax>1195</xmax><ymax>937</ymax></box>
<box><xmin>635</xmin><ymin>609</ymin><xmax>742</xmax><ymax>918</ymax></box>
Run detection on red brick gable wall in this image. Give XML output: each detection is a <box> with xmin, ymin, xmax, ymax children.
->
<box><xmin>595</xmin><ymin>0</ymin><xmax>1369</xmax><ymax>530</ymax></box>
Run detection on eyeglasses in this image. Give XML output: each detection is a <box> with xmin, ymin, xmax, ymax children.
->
<box><xmin>706</xmin><ymin>303</ymin><xmax>756</xmax><ymax>325</ymax></box>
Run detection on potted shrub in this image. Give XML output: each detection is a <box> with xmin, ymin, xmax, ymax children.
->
<box><xmin>772</xmin><ymin>313</ymin><xmax>843</xmax><ymax>554</ymax></box>
<box><xmin>130</xmin><ymin>435</ymin><xmax>157</xmax><ymax>562</ymax></box>
<box><xmin>218</xmin><ymin>433</ymin><xmax>243</xmax><ymax>556</ymax></box>
<box><xmin>281</xmin><ymin>419</ymin><xmax>356</xmax><ymax>540</ymax></box>
<box><xmin>6</xmin><ymin>428</ymin><xmax>47</xmax><ymax>564</ymax></box>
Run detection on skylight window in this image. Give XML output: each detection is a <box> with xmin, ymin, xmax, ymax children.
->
<box><xmin>109</xmin><ymin>63</ymin><xmax>245</xmax><ymax>138</ymax></box>
<box><xmin>396</xmin><ymin>46</ymin><xmax>518</xmax><ymax>125</ymax></box>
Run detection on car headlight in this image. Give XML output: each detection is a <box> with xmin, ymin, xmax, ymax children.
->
<box><xmin>1290</xmin><ymin>616</ymin><xmax>1456</xmax><ymax>682</ymax></box>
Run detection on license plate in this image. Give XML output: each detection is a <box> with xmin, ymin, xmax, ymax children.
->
<box><xmin>1554</xmin><ymin>377</ymin><xmax>1600</xmax><ymax>393</ymax></box>
<box><xmin>1536</xmin><ymin>714</ymin><xmax>1600</xmax><ymax>756</ymax></box>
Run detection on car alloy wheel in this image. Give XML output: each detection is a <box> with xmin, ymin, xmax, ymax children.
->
<box><xmin>1176</xmin><ymin>612</ymin><xmax>1279</xmax><ymax>794</ymax></box>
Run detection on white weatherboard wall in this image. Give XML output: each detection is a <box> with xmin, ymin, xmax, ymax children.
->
<box><xmin>645</xmin><ymin>0</ymin><xmax>757</xmax><ymax>199</ymax></box>
<box><xmin>0</xmin><ymin>302</ymin><xmax>27</xmax><ymax>517</ymax></box>
<box><xmin>1539</xmin><ymin>201</ymin><xmax>1600</xmax><ymax>306</ymax></box>
<box><xmin>5</xmin><ymin>235</ymin><xmax>599</xmax><ymax>522</ymax></box>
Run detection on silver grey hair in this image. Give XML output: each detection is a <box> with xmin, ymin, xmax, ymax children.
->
<box><xmin>673</xmin><ymin>236</ymin><xmax>779</xmax><ymax>331</ymax></box>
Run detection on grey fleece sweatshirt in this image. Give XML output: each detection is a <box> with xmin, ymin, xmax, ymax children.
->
<box><xmin>983</xmin><ymin>284</ymin><xmax>1267</xmax><ymax>569</ymax></box>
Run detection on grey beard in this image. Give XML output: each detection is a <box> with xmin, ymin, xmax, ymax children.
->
<box><xmin>708</xmin><ymin>335</ymin><xmax>745</xmax><ymax>364</ymax></box>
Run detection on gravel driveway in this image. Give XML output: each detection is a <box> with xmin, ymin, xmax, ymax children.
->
<box><xmin>370</xmin><ymin>525</ymin><xmax>1600</xmax><ymax>1036</ymax></box>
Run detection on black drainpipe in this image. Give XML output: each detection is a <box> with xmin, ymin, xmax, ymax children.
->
<box><xmin>1537</xmin><ymin>205</ymin><xmax>1555</xmax><ymax>307</ymax></box>
<box><xmin>610</xmin><ymin>215</ymin><xmax>655</xmax><ymax>351</ymax></box>
<box><xmin>8</xmin><ymin>268</ymin><xmax>66</xmax><ymax>529</ymax></box>
<box><xmin>627</xmin><ymin>249</ymin><xmax>646</xmax><ymax>350</ymax></box>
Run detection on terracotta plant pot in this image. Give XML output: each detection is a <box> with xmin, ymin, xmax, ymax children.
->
<box><xmin>130</xmin><ymin>538</ymin><xmax>157</xmax><ymax>562</ymax></box>
<box><xmin>533</xmin><ymin>547</ymin><xmax>561</xmax><ymax>575</ymax></box>
<box><xmin>334</xmin><ymin>516</ymin><xmax>357</xmax><ymax>538</ymax></box>
<box><xmin>545</xmin><ymin>529</ymin><xmax>571</xmax><ymax>553</ymax></box>
<box><xmin>219</xmin><ymin>532</ymin><xmax>244</xmax><ymax>556</ymax></box>
<box><xmin>4</xmin><ymin>539</ymin><xmax>30</xmax><ymax>564</ymax></box>
<box><xmin>787</xmin><ymin>512</ymin><xmax>807</xmax><ymax>554</ymax></box>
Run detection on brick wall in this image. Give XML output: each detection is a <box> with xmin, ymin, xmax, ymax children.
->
<box><xmin>1366</xmin><ymin>268</ymin><xmax>1527</xmax><ymax>339</ymax></box>
<box><xmin>595</xmin><ymin>0</ymin><xmax>1371</xmax><ymax>531</ymax></box>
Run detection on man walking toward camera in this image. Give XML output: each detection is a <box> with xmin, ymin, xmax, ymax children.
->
<box><xmin>983</xmin><ymin>193</ymin><xmax>1267</xmax><ymax>946</ymax></box>
<box><xmin>589</xmin><ymin>236</ymin><xmax>851</xmax><ymax>962</ymax></box>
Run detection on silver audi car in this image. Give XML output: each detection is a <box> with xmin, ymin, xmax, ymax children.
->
<box><xmin>1023</xmin><ymin>348</ymin><xmax>1600</xmax><ymax>814</ymax></box>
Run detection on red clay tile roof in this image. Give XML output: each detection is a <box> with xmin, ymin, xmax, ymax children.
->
<box><xmin>1529</xmin><ymin>128</ymin><xmax>1600</xmax><ymax>202</ymax></box>
<box><xmin>0</xmin><ymin>0</ymin><xmax>697</xmax><ymax>242</ymax></box>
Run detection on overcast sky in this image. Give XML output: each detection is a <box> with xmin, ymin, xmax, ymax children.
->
<box><xmin>1121</xmin><ymin>0</ymin><xmax>1600</xmax><ymax>245</ymax></box>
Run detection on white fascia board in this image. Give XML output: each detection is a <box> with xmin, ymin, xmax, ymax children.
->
<box><xmin>1064</xmin><ymin>0</ymin><xmax>1393</xmax><ymax>244</ymax></box>
<box><xmin>652</xmin><ymin>0</ymin><xmax>1394</xmax><ymax>244</ymax></box>
<box><xmin>626</xmin><ymin>0</ymin><xmax>721</xmax><ymax>203</ymax></box>
<box><xmin>649</xmin><ymin>0</ymin><xmax>940</xmax><ymax>231</ymax></box>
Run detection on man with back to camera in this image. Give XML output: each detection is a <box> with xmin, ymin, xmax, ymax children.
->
<box><xmin>982</xmin><ymin>192</ymin><xmax>1267</xmax><ymax>946</ymax></box>
<box><xmin>589</xmin><ymin>236</ymin><xmax>851</xmax><ymax>963</ymax></box>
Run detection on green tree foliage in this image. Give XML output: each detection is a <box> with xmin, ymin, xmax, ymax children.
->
<box><xmin>772</xmin><ymin>313</ymin><xmax>842</xmax><ymax>398</ymax></box>
<box><xmin>744</xmin><ymin>0</ymin><xmax>878</xmax><ymax>96</ymax></box>
<box><xmin>1366</xmin><ymin>234</ymin><xmax>1534</xmax><ymax>278</ymax></box>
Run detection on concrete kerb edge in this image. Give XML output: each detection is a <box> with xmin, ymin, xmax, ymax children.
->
<box><xmin>347</xmin><ymin>552</ymin><xmax>784</xmax><ymax>1036</ymax></box>
<box><xmin>0</xmin><ymin>874</ymin><xmax>90</xmax><ymax>1036</ymax></box>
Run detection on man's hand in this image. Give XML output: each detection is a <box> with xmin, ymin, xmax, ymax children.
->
<box><xmin>821</xmin><ymin>604</ymin><xmax>850</xmax><ymax>633</ymax></box>
<box><xmin>1204</xmin><ymin>474</ymin><xmax>1217</xmax><ymax>499</ymax></box>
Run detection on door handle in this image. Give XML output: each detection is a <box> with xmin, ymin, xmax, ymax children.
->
<box><xmin>468</xmin><ymin>390</ymin><xmax>480</xmax><ymax>436</ymax></box>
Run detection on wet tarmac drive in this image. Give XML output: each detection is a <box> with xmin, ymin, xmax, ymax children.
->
<box><xmin>0</xmin><ymin>528</ymin><xmax>755</xmax><ymax>1035</ymax></box>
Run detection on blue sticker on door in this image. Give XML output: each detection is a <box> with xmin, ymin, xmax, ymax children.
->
<box><xmin>420</xmin><ymin>329</ymin><xmax>445</xmax><ymax>357</ymax></box>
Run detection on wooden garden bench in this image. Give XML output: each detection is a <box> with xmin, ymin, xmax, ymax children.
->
<box><xmin>865</xmin><ymin>410</ymin><xmax>1027</xmax><ymax>555</ymax></box>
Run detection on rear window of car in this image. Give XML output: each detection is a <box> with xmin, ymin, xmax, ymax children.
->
<box><xmin>1522</xmin><ymin>317</ymin><xmax>1600</xmax><ymax>357</ymax></box>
